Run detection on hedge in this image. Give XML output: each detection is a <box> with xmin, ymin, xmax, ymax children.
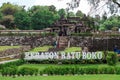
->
<box><xmin>26</xmin><ymin>59</ymin><xmax>104</xmax><ymax>64</ymax></box>
<box><xmin>106</xmin><ymin>52</ymin><xmax>118</xmax><ymax>65</ymax></box>
<box><xmin>1</xmin><ymin>66</ymin><xmax>17</xmax><ymax>76</ymax></box>
<box><xmin>40</xmin><ymin>66</ymin><xmax>120</xmax><ymax>75</ymax></box>
<box><xmin>17</xmin><ymin>67</ymin><xmax>38</xmax><ymax>76</ymax></box>
<box><xmin>0</xmin><ymin>60</ymin><xmax>25</xmax><ymax>70</ymax></box>
<box><xmin>1</xmin><ymin>66</ymin><xmax>39</xmax><ymax>76</ymax></box>
<box><xmin>2</xmin><ymin>66</ymin><xmax>120</xmax><ymax>76</ymax></box>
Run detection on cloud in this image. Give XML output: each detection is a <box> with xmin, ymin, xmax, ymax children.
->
<box><xmin>34</xmin><ymin>0</ymin><xmax>71</xmax><ymax>10</ymax></box>
<box><xmin>34</xmin><ymin>0</ymin><xmax>90</xmax><ymax>14</ymax></box>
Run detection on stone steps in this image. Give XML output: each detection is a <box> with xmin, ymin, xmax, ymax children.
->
<box><xmin>58</xmin><ymin>36</ymin><xmax>68</xmax><ymax>48</ymax></box>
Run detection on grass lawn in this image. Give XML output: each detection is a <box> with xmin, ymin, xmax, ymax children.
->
<box><xmin>29</xmin><ymin>46</ymin><xmax>81</xmax><ymax>52</ymax></box>
<box><xmin>0</xmin><ymin>46</ymin><xmax>20</xmax><ymax>51</ymax></box>
<box><xmin>30</xmin><ymin>46</ymin><xmax>53</xmax><ymax>52</ymax></box>
<box><xmin>64</xmin><ymin>47</ymin><xmax>81</xmax><ymax>52</ymax></box>
<box><xmin>0</xmin><ymin>75</ymin><xmax>120</xmax><ymax>80</ymax></box>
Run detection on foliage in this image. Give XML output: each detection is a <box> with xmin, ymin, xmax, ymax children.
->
<box><xmin>0</xmin><ymin>60</ymin><xmax>25</xmax><ymax>70</ymax></box>
<box><xmin>31</xmin><ymin>6</ymin><xmax>59</xmax><ymax>30</ymax></box>
<box><xmin>76</xmin><ymin>10</ymin><xmax>84</xmax><ymax>18</ymax></box>
<box><xmin>1</xmin><ymin>66</ymin><xmax>17</xmax><ymax>76</ymax></box>
<box><xmin>106</xmin><ymin>52</ymin><xmax>118</xmax><ymax>65</ymax></box>
<box><xmin>17</xmin><ymin>67</ymin><xmax>38</xmax><ymax>76</ymax></box>
<box><xmin>0</xmin><ymin>2</ymin><xmax>23</xmax><ymax>15</ymax></box>
<box><xmin>48</xmin><ymin>5</ymin><xmax>56</xmax><ymax>13</ymax></box>
<box><xmin>58</xmin><ymin>8</ymin><xmax>66</xmax><ymax>18</ymax></box>
<box><xmin>68</xmin><ymin>11</ymin><xmax>75</xmax><ymax>17</ymax></box>
<box><xmin>40</xmin><ymin>66</ymin><xmax>119</xmax><ymax>75</ymax></box>
<box><xmin>26</xmin><ymin>58</ymin><xmax>104</xmax><ymax>64</ymax></box>
<box><xmin>14</xmin><ymin>11</ymin><xmax>31</xmax><ymax>30</ymax></box>
<box><xmin>0</xmin><ymin>15</ymin><xmax>14</xmax><ymax>29</ymax></box>
<box><xmin>70</xmin><ymin>0</ymin><xmax>120</xmax><ymax>15</ymax></box>
<box><xmin>0</xmin><ymin>12</ymin><xmax>3</xmax><ymax>20</ymax></box>
<box><xmin>99</xmin><ymin>15</ymin><xmax>120</xmax><ymax>30</ymax></box>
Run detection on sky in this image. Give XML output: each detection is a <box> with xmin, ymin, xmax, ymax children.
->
<box><xmin>0</xmin><ymin>0</ymin><xmax>91</xmax><ymax>15</ymax></box>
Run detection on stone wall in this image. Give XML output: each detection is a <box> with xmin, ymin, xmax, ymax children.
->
<box><xmin>70</xmin><ymin>36</ymin><xmax>120</xmax><ymax>51</ymax></box>
<box><xmin>0</xmin><ymin>46</ymin><xmax>31</xmax><ymax>58</ymax></box>
<box><xmin>0</xmin><ymin>36</ymin><xmax>120</xmax><ymax>51</ymax></box>
<box><xmin>0</xmin><ymin>36</ymin><xmax>55</xmax><ymax>47</ymax></box>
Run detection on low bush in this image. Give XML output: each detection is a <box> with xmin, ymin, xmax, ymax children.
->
<box><xmin>26</xmin><ymin>59</ymin><xmax>104</xmax><ymax>64</ymax></box>
<box><xmin>1</xmin><ymin>66</ymin><xmax>17</xmax><ymax>76</ymax></box>
<box><xmin>0</xmin><ymin>59</ymin><xmax>25</xmax><ymax>69</ymax></box>
<box><xmin>115</xmin><ymin>67</ymin><xmax>120</xmax><ymax>74</ymax></box>
<box><xmin>40</xmin><ymin>66</ymin><xmax>120</xmax><ymax>75</ymax></box>
<box><xmin>106</xmin><ymin>52</ymin><xmax>118</xmax><ymax>65</ymax></box>
<box><xmin>17</xmin><ymin>67</ymin><xmax>38</xmax><ymax>76</ymax></box>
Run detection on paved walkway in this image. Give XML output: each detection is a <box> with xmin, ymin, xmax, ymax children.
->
<box><xmin>0</xmin><ymin>59</ymin><xmax>19</xmax><ymax>64</ymax></box>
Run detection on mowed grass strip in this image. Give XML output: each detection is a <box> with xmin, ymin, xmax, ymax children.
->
<box><xmin>0</xmin><ymin>46</ymin><xmax>21</xmax><ymax>51</ymax></box>
<box><xmin>0</xmin><ymin>75</ymin><xmax>120</xmax><ymax>80</ymax></box>
<box><xmin>64</xmin><ymin>47</ymin><xmax>81</xmax><ymax>52</ymax></box>
<box><xmin>30</xmin><ymin>46</ymin><xmax>53</xmax><ymax>52</ymax></box>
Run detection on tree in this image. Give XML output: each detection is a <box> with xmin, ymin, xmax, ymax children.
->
<box><xmin>28</xmin><ymin>6</ymin><xmax>49</xmax><ymax>16</ymax></box>
<box><xmin>66</xmin><ymin>0</ymin><xmax>120</xmax><ymax>15</ymax></box>
<box><xmin>0</xmin><ymin>12</ymin><xmax>3</xmax><ymax>20</ymax></box>
<box><xmin>58</xmin><ymin>8</ymin><xmax>66</xmax><ymax>18</ymax></box>
<box><xmin>31</xmin><ymin>6</ymin><xmax>59</xmax><ymax>30</ymax></box>
<box><xmin>0</xmin><ymin>2</ymin><xmax>23</xmax><ymax>16</ymax></box>
<box><xmin>1</xmin><ymin>15</ymin><xmax>14</xmax><ymax>29</ymax></box>
<box><xmin>76</xmin><ymin>10</ymin><xmax>84</xmax><ymax>18</ymax></box>
<box><xmin>68</xmin><ymin>11</ymin><xmax>75</xmax><ymax>17</ymax></box>
<box><xmin>48</xmin><ymin>5</ymin><xmax>56</xmax><ymax>13</ymax></box>
<box><xmin>99</xmin><ymin>15</ymin><xmax>120</xmax><ymax>30</ymax></box>
<box><xmin>14</xmin><ymin>11</ymin><xmax>31</xmax><ymax>30</ymax></box>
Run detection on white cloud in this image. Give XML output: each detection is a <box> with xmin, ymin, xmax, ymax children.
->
<box><xmin>34</xmin><ymin>0</ymin><xmax>91</xmax><ymax>14</ymax></box>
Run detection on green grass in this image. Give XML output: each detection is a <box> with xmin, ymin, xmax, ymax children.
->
<box><xmin>29</xmin><ymin>46</ymin><xmax>81</xmax><ymax>52</ymax></box>
<box><xmin>19</xmin><ymin>63</ymin><xmax>116</xmax><ymax>71</ymax></box>
<box><xmin>30</xmin><ymin>46</ymin><xmax>53</xmax><ymax>52</ymax></box>
<box><xmin>0</xmin><ymin>46</ymin><xmax>20</xmax><ymax>51</ymax></box>
<box><xmin>64</xmin><ymin>47</ymin><xmax>81</xmax><ymax>52</ymax></box>
<box><xmin>0</xmin><ymin>75</ymin><xmax>120</xmax><ymax>80</ymax></box>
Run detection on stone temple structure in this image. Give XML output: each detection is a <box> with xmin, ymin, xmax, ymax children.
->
<box><xmin>48</xmin><ymin>16</ymin><xmax>94</xmax><ymax>49</ymax></box>
<box><xmin>50</xmin><ymin>17</ymin><xmax>93</xmax><ymax>36</ymax></box>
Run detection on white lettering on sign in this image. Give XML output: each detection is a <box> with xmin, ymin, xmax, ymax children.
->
<box><xmin>24</xmin><ymin>52</ymin><xmax>103</xmax><ymax>60</ymax></box>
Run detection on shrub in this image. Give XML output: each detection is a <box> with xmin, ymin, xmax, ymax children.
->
<box><xmin>0</xmin><ymin>59</ymin><xmax>25</xmax><ymax>70</ymax></box>
<box><xmin>115</xmin><ymin>67</ymin><xmax>120</xmax><ymax>74</ymax></box>
<box><xmin>106</xmin><ymin>52</ymin><xmax>118</xmax><ymax>65</ymax></box>
<box><xmin>40</xmin><ymin>66</ymin><xmax>120</xmax><ymax>75</ymax></box>
<box><xmin>26</xmin><ymin>59</ymin><xmax>104</xmax><ymax>64</ymax></box>
<box><xmin>98</xmin><ymin>66</ymin><xmax>115</xmax><ymax>74</ymax></box>
<box><xmin>85</xmin><ymin>67</ymin><xmax>98</xmax><ymax>74</ymax></box>
<box><xmin>17</xmin><ymin>67</ymin><xmax>38</xmax><ymax>76</ymax></box>
<box><xmin>1</xmin><ymin>66</ymin><xmax>17</xmax><ymax>76</ymax></box>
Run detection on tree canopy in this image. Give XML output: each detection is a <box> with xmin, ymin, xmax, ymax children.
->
<box><xmin>67</xmin><ymin>0</ymin><xmax>120</xmax><ymax>15</ymax></box>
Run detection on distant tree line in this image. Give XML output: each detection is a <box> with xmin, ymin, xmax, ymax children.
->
<box><xmin>0</xmin><ymin>2</ymin><xmax>86</xmax><ymax>30</ymax></box>
<box><xmin>0</xmin><ymin>2</ymin><xmax>120</xmax><ymax>31</ymax></box>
